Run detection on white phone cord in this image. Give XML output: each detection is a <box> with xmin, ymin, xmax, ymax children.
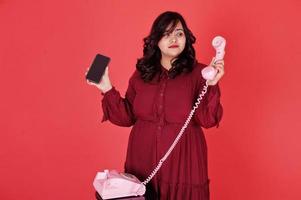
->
<box><xmin>142</xmin><ymin>81</ymin><xmax>209</xmax><ymax>185</ymax></box>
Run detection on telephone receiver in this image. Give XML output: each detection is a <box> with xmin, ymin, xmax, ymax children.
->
<box><xmin>93</xmin><ymin>169</ymin><xmax>146</xmax><ymax>199</ymax></box>
<box><xmin>201</xmin><ymin>36</ymin><xmax>226</xmax><ymax>80</ymax></box>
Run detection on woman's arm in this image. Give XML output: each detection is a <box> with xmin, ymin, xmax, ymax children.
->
<box><xmin>86</xmin><ymin>67</ymin><xmax>137</xmax><ymax>127</ymax></box>
<box><xmin>101</xmin><ymin>74</ymin><xmax>136</xmax><ymax>127</ymax></box>
<box><xmin>193</xmin><ymin>63</ymin><xmax>223</xmax><ymax>128</ymax></box>
<box><xmin>194</xmin><ymin>83</ymin><xmax>223</xmax><ymax>128</ymax></box>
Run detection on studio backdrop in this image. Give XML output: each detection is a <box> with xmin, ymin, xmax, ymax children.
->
<box><xmin>0</xmin><ymin>0</ymin><xmax>300</xmax><ymax>199</ymax></box>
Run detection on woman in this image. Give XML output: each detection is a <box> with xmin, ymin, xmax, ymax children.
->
<box><xmin>87</xmin><ymin>11</ymin><xmax>224</xmax><ymax>200</ymax></box>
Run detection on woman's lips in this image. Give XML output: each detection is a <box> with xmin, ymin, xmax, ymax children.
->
<box><xmin>169</xmin><ymin>45</ymin><xmax>179</xmax><ymax>48</ymax></box>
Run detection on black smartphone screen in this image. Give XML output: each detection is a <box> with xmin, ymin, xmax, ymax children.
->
<box><xmin>86</xmin><ymin>54</ymin><xmax>111</xmax><ymax>83</ymax></box>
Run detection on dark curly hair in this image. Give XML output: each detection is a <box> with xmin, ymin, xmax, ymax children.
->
<box><xmin>136</xmin><ymin>11</ymin><xmax>197</xmax><ymax>82</ymax></box>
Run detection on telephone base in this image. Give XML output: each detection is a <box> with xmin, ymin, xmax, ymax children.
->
<box><xmin>95</xmin><ymin>192</ymin><xmax>145</xmax><ymax>200</ymax></box>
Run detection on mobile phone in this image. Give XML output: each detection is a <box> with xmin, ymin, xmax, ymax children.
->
<box><xmin>86</xmin><ymin>54</ymin><xmax>111</xmax><ymax>84</ymax></box>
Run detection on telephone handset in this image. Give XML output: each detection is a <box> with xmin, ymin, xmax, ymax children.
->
<box><xmin>201</xmin><ymin>36</ymin><xmax>226</xmax><ymax>80</ymax></box>
<box><xmin>93</xmin><ymin>36</ymin><xmax>226</xmax><ymax>200</ymax></box>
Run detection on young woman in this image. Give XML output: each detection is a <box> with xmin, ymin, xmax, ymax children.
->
<box><xmin>87</xmin><ymin>11</ymin><xmax>224</xmax><ymax>200</ymax></box>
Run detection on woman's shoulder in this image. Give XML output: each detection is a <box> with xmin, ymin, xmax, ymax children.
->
<box><xmin>190</xmin><ymin>61</ymin><xmax>207</xmax><ymax>78</ymax></box>
<box><xmin>129</xmin><ymin>69</ymin><xmax>141</xmax><ymax>80</ymax></box>
<box><xmin>128</xmin><ymin>69</ymin><xmax>141</xmax><ymax>86</ymax></box>
<box><xmin>185</xmin><ymin>61</ymin><xmax>211</xmax><ymax>86</ymax></box>
<box><xmin>193</xmin><ymin>61</ymin><xmax>207</xmax><ymax>71</ymax></box>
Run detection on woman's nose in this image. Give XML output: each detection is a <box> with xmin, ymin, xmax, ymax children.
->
<box><xmin>170</xmin><ymin>36</ymin><xmax>177</xmax><ymax>43</ymax></box>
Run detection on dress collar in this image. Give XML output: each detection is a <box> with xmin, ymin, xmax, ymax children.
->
<box><xmin>159</xmin><ymin>63</ymin><xmax>170</xmax><ymax>79</ymax></box>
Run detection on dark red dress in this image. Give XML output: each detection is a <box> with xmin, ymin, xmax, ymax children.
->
<box><xmin>101</xmin><ymin>62</ymin><xmax>223</xmax><ymax>200</ymax></box>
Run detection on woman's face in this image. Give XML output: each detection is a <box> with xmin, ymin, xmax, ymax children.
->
<box><xmin>158</xmin><ymin>21</ymin><xmax>186</xmax><ymax>60</ymax></box>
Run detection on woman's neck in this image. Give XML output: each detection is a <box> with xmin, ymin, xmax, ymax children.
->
<box><xmin>160</xmin><ymin>57</ymin><xmax>174</xmax><ymax>71</ymax></box>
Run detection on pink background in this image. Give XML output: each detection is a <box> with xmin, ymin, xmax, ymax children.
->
<box><xmin>1</xmin><ymin>0</ymin><xmax>300</xmax><ymax>199</ymax></box>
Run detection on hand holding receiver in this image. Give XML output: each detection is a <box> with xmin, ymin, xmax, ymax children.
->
<box><xmin>201</xmin><ymin>36</ymin><xmax>226</xmax><ymax>85</ymax></box>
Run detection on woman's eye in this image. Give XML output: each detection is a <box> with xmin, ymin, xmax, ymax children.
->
<box><xmin>176</xmin><ymin>32</ymin><xmax>184</xmax><ymax>37</ymax></box>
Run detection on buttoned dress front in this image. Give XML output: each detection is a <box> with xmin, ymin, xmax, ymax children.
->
<box><xmin>101</xmin><ymin>62</ymin><xmax>223</xmax><ymax>200</ymax></box>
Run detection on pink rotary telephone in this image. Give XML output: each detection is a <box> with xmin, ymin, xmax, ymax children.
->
<box><xmin>93</xmin><ymin>36</ymin><xmax>226</xmax><ymax>200</ymax></box>
<box><xmin>201</xmin><ymin>36</ymin><xmax>226</xmax><ymax>80</ymax></box>
<box><xmin>93</xmin><ymin>169</ymin><xmax>146</xmax><ymax>199</ymax></box>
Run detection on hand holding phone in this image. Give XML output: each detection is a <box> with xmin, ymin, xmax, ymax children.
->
<box><xmin>86</xmin><ymin>54</ymin><xmax>113</xmax><ymax>93</ymax></box>
<box><xmin>201</xmin><ymin>36</ymin><xmax>226</xmax><ymax>83</ymax></box>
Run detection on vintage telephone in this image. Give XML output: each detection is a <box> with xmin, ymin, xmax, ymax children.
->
<box><xmin>93</xmin><ymin>170</ymin><xmax>145</xmax><ymax>199</ymax></box>
<box><xmin>93</xmin><ymin>36</ymin><xmax>226</xmax><ymax>200</ymax></box>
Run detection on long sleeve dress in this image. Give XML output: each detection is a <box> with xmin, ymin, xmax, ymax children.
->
<box><xmin>101</xmin><ymin>62</ymin><xmax>223</xmax><ymax>200</ymax></box>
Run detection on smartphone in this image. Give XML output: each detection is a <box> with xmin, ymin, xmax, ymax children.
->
<box><xmin>86</xmin><ymin>54</ymin><xmax>111</xmax><ymax>84</ymax></box>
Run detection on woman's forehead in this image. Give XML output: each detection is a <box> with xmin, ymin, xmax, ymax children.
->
<box><xmin>165</xmin><ymin>21</ymin><xmax>183</xmax><ymax>33</ymax></box>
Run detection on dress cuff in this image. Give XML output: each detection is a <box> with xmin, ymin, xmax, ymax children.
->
<box><xmin>208</xmin><ymin>82</ymin><xmax>219</xmax><ymax>91</ymax></box>
<box><xmin>101</xmin><ymin>86</ymin><xmax>115</xmax><ymax>96</ymax></box>
<box><xmin>101</xmin><ymin>87</ymin><xmax>118</xmax><ymax>122</ymax></box>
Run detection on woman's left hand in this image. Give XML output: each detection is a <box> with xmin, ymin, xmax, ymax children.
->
<box><xmin>207</xmin><ymin>57</ymin><xmax>225</xmax><ymax>86</ymax></box>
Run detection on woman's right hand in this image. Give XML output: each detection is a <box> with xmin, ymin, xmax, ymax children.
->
<box><xmin>86</xmin><ymin>67</ymin><xmax>113</xmax><ymax>93</ymax></box>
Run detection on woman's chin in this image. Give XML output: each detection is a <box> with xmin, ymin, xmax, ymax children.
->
<box><xmin>167</xmin><ymin>53</ymin><xmax>181</xmax><ymax>59</ymax></box>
